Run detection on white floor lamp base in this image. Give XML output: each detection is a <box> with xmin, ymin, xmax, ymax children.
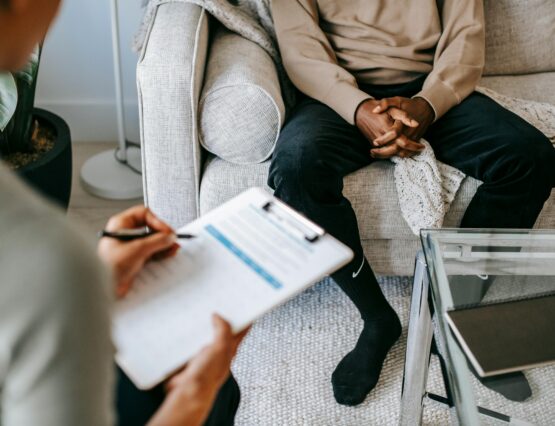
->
<box><xmin>80</xmin><ymin>146</ymin><xmax>143</xmax><ymax>200</ymax></box>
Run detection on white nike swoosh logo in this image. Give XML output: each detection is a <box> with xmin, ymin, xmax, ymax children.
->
<box><xmin>352</xmin><ymin>257</ymin><xmax>365</xmax><ymax>278</ymax></box>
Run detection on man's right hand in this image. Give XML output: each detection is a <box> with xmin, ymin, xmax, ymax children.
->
<box><xmin>355</xmin><ymin>99</ymin><xmax>424</xmax><ymax>159</ymax></box>
<box><xmin>148</xmin><ymin>315</ymin><xmax>250</xmax><ymax>426</ymax></box>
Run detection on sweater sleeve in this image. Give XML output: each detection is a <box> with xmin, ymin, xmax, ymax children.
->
<box><xmin>271</xmin><ymin>0</ymin><xmax>371</xmax><ymax>124</ymax></box>
<box><xmin>414</xmin><ymin>0</ymin><xmax>485</xmax><ymax>121</ymax></box>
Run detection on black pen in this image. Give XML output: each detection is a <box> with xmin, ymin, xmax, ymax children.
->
<box><xmin>99</xmin><ymin>229</ymin><xmax>196</xmax><ymax>241</ymax></box>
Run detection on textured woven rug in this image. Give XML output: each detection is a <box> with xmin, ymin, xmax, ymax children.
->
<box><xmin>232</xmin><ymin>276</ymin><xmax>555</xmax><ymax>425</ymax></box>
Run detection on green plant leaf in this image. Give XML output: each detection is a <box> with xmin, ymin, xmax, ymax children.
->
<box><xmin>0</xmin><ymin>72</ymin><xmax>18</xmax><ymax>132</ymax></box>
<box><xmin>16</xmin><ymin>45</ymin><xmax>40</xmax><ymax>86</ymax></box>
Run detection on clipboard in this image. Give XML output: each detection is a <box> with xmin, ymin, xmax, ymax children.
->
<box><xmin>113</xmin><ymin>188</ymin><xmax>354</xmax><ymax>389</ymax></box>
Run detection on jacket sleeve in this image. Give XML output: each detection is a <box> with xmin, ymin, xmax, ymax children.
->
<box><xmin>271</xmin><ymin>0</ymin><xmax>371</xmax><ymax>124</ymax></box>
<box><xmin>414</xmin><ymin>0</ymin><xmax>485</xmax><ymax>121</ymax></box>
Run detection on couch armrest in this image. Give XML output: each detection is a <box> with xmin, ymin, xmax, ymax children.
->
<box><xmin>137</xmin><ymin>2</ymin><xmax>209</xmax><ymax>228</ymax></box>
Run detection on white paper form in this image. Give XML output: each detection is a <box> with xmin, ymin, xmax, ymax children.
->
<box><xmin>113</xmin><ymin>188</ymin><xmax>353</xmax><ymax>389</ymax></box>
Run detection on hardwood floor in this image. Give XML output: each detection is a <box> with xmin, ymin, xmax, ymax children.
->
<box><xmin>68</xmin><ymin>142</ymin><xmax>142</xmax><ymax>237</ymax></box>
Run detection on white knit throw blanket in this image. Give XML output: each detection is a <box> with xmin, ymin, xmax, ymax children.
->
<box><xmin>137</xmin><ymin>0</ymin><xmax>555</xmax><ymax>234</ymax></box>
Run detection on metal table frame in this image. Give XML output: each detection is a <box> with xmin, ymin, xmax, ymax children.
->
<box><xmin>399</xmin><ymin>247</ymin><xmax>541</xmax><ymax>425</ymax></box>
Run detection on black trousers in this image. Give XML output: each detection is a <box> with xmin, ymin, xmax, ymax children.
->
<box><xmin>268</xmin><ymin>75</ymin><xmax>554</xmax><ymax>294</ymax></box>
<box><xmin>116</xmin><ymin>368</ymin><xmax>240</xmax><ymax>426</ymax></box>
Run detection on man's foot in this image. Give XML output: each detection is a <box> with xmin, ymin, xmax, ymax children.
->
<box><xmin>331</xmin><ymin>311</ymin><xmax>402</xmax><ymax>406</ymax></box>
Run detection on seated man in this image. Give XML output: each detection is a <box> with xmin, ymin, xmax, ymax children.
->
<box><xmin>269</xmin><ymin>0</ymin><xmax>555</xmax><ymax>406</ymax></box>
<box><xmin>0</xmin><ymin>1</ymin><xmax>246</xmax><ymax>424</ymax></box>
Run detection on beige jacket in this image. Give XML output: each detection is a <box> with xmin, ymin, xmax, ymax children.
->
<box><xmin>271</xmin><ymin>0</ymin><xmax>485</xmax><ymax>124</ymax></box>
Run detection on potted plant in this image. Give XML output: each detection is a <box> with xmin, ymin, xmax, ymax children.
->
<box><xmin>0</xmin><ymin>44</ymin><xmax>72</xmax><ymax>208</ymax></box>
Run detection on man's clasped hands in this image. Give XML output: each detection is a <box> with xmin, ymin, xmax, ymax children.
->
<box><xmin>355</xmin><ymin>96</ymin><xmax>436</xmax><ymax>159</ymax></box>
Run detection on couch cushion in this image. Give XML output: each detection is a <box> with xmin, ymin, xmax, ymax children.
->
<box><xmin>199</xmin><ymin>156</ymin><xmax>479</xmax><ymax>240</ymax></box>
<box><xmin>201</xmin><ymin>155</ymin><xmax>555</xmax><ymax>241</ymax></box>
<box><xmin>196</xmin><ymin>153</ymin><xmax>424</xmax><ymax>274</ymax></box>
<box><xmin>483</xmin><ymin>0</ymin><xmax>555</xmax><ymax>76</ymax></box>
<box><xmin>199</xmin><ymin>26</ymin><xmax>285</xmax><ymax>165</ymax></box>
<box><xmin>480</xmin><ymin>72</ymin><xmax>555</xmax><ymax>105</ymax></box>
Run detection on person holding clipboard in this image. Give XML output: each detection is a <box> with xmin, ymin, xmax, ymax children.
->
<box><xmin>0</xmin><ymin>1</ymin><xmax>247</xmax><ymax>424</ymax></box>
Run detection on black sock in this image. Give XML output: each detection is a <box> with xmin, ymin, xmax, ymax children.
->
<box><xmin>332</xmin><ymin>314</ymin><xmax>402</xmax><ymax>406</ymax></box>
<box><xmin>330</xmin><ymin>256</ymin><xmax>401</xmax><ymax>406</ymax></box>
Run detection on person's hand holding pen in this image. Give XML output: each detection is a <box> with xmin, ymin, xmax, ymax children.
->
<box><xmin>97</xmin><ymin>205</ymin><xmax>180</xmax><ymax>298</ymax></box>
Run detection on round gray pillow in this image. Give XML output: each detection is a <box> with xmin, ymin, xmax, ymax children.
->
<box><xmin>199</xmin><ymin>26</ymin><xmax>285</xmax><ymax>165</ymax></box>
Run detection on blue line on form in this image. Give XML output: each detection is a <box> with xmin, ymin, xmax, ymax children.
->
<box><xmin>205</xmin><ymin>224</ymin><xmax>283</xmax><ymax>290</ymax></box>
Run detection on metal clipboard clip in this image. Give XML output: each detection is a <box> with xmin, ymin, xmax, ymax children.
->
<box><xmin>261</xmin><ymin>200</ymin><xmax>325</xmax><ymax>243</ymax></box>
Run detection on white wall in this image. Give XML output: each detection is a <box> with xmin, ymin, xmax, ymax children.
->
<box><xmin>36</xmin><ymin>0</ymin><xmax>143</xmax><ymax>143</ymax></box>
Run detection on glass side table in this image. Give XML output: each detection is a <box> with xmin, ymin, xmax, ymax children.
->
<box><xmin>400</xmin><ymin>229</ymin><xmax>555</xmax><ymax>425</ymax></box>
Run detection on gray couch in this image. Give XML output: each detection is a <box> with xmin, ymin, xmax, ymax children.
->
<box><xmin>137</xmin><ymin>0</ymin><xmax>555</xmax><ymax>276</ymax></box>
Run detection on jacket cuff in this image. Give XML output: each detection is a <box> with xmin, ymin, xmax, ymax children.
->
<box><xmin>324</xmin><ymin>81</ymin><xmax>372</xmax><ymax>125</ymax></box>
<box><xmin>414</xmin><ymin>77</ymin><xmax>460</xmax><ymax>122</ymax></box>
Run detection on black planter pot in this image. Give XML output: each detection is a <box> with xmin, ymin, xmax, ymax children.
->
<box><xmin>16</xmin><ymin>108</ymin><xmax>72</xmax><ymax>210</ymax></box>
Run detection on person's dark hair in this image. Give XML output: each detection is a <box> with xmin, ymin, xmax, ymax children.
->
<box><xmin>0</xmin><ymin>0</ymin><xmax>7</xmax><ymax>9</ymax></box>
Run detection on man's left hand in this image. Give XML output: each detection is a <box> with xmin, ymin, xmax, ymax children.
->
<box><xmin>370</xmin><ymin>97</ymin><xmax>435</xmax><ymax>158</ymax></box>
